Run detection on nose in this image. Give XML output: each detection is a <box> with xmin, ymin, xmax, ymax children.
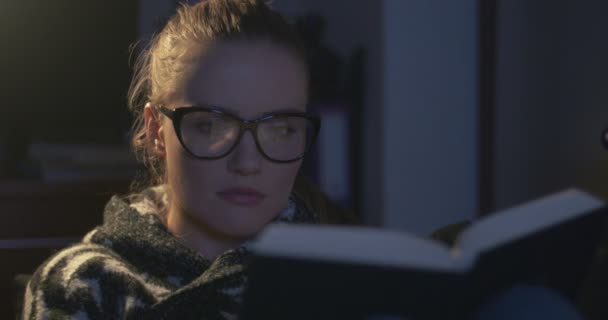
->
<box><xmin>227</xmin><ymin>129</ymin><xmax>262</xmax><ymax>175</ymax></box>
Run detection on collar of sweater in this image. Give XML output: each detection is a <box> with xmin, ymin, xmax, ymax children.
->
<box><xmin>81</xmin><ymin>185</ymin><xmax>319</xmax><ymax>287</ymax></box>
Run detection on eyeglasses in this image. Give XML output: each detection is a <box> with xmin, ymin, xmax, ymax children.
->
<box><xmin>156</xmin><ymin>105</ymin><xmax>321</xmax><ymax>163</ymax></box>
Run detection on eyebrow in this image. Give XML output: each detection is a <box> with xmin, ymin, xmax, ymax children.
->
<box><xmin>260</xmin><ymin>107</ymin><xmax>307</xmax><ymax>116</ymax></box>
<box><xmin>197</xmin><ymin>104</ymin><xmax>306</xmax><ymax>118</ymax></box>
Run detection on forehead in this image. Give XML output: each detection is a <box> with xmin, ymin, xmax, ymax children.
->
<box><xmin>177</xmin><ymin>40</ymin><xmax>308</xmax><ymax>119</ymax></box>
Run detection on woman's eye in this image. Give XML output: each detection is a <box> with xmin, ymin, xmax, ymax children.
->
<box><xmin>195</xmin><ymin>121</ymin><xmax>213</xmax><ymax>132</ymax></box>
<box><xmin>271</xmin><ymin>125</ymin><xmax>295</xmax><ymax>135</ymax></box>
<box><xmin>195</xmin><ymin>119</ymin><xmax>233</xmax><ymax>136</ymax></box>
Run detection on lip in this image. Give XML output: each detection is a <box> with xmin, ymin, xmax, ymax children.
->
<box><xmin>216</xmin><ymin>187</ymin><xmax>266</xmax><ymax>207</ymax></box>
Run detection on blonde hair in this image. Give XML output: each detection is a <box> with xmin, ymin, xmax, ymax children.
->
<box><xmin>127</xmin><ymin>0</ymin><xmax>307</xmax><ymax>193</ymax></box>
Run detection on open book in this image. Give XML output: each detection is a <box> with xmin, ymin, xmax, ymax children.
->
<box><xmin>240</xmin><ymin>189</ymin><xmax>608</xmax><ymax>319</ymax></box>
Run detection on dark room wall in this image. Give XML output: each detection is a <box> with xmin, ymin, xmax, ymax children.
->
<box><xmin>1</xmin><ymin>1</ymin><xmax>138</xmax><ymax>145</ymax></box>
<box><xmin>495</xmin><ymin>0</ymin><xmax>608</xmax><ymax>208</ymax></box>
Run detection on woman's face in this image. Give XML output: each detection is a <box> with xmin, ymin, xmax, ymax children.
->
<box><xmin>155</xmin><ymin>40</ymin><xmax>308</xmax><ymax>239</ymax></box>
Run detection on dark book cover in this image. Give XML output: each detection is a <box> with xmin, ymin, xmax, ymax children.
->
<box><xmin>240</xmin><ymin>190</ymin><xmax>608</xmax><ymax>319</ymax></box>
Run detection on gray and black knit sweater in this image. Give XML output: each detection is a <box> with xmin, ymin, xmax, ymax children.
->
<box><xmin>21</xmin><ymin>185</ymin><xmax>319</xmax><ymax>319</ymax></box>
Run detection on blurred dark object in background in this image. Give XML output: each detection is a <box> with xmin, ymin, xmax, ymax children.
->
<box><xmin>601</xmin><ymin>127</ymin><xmax>608</xmax><ymax>151</ymax></box>
<box><xmin>0</xmin><ymin>178</ymin><xmax>131</xmax><ymax>319</ymax></box>
<box><xmin>0</xmin><ymin>120</ymin><xmax>33</xmax><ymax>179</ymax></box>
<box><xmin>295</xmin><ymin>12</ymin><xmax>365</xmax><ymax>216</ymax></box>
<box><xmin>0</xmin><ymin>1</ymin><xmax>138</xmax><ymax>179</ymax></box>
<box><xmin>296</xmin><ymin>13</ymin><xmax>342</xmax><ymax>104</ymax></box>
<box><xmin>0</xmin><ymin>4</ymin><xmax>138</xmax><ymax>315</ymax></box>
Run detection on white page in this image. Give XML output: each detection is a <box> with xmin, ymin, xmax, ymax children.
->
<box><xmin>455</xmin><ymin>189</ymin><xmax>604</xmax><ymax>261</ymax></box>
<box><xmin>253</xmin><ymin>224</ymin><xmax>463</xmax><ymax>272</ymax></box>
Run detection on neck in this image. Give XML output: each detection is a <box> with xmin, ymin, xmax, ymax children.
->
<box><xmin>166</xmin><ymin>201</ymin><xmax>243</xmax><ymax>261</ymax></box>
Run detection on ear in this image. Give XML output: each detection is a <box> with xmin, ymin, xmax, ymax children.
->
<box><xmin>144</xmin><ymin>102</ymin><xmax>166</xmax><ymax>156</ymax></box>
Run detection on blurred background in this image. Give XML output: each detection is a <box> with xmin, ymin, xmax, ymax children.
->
<box><xmin>0</xmin><ymin>0</ymin><xmax>608</xmax><ymax>316</ymax></box>
<box><xmin>0</xmin><ymin>0</ymin><xmax>607</xmax><ymax>231</ymax></box>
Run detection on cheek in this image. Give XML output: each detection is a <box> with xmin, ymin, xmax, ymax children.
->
<box><xmin>164</xmin><ymin>131</ymin><xmax>186</xmax><ymax>183</ymax></box>
<box><xmin>267</xmin><ymin>162</ymin><xmax>302</xmax><ymax>204</ymax></box>
<box><xmin>164</xmin><ymin>132</ymin><xmax>219</xmax><ymax>198</ymax></box>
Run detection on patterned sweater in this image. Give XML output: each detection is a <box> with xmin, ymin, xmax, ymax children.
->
<box><xmin>21</xmin><ymin>186</ymin><xmax>319</xmax><ymax>319</ymax></box>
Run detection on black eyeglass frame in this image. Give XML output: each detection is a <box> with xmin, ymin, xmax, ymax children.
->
<box><xmin>156</xmin><ymin>105</ymin><xmax>321</xmax><ymax>163</ymax></box>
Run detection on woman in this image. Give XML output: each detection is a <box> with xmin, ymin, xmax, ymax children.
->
<box><xmin>22</xmin><ymin>1</ymin><xmax>355</xmax><ymax>318</ymax></box>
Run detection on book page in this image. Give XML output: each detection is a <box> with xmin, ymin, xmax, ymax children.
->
<box><xmin>253</xmin><ymin>224</ymin><xmax>462</xmax><ymax>272</ymax></box>
<box><xmin>455</xmin><ymin>189</ymin><xmax>604</xmax><ymax>260</ymax></box>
